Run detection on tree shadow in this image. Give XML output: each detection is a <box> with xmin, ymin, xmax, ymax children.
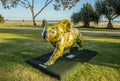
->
<box><xmin>0</xmin><ymin>29</ymin><xmax>53</xmax><ymax>65</ymax></box>
<box><xmin>76</xmin><ymin>26</ymin><xmax>120</xmax><ymax>30</ymax></box>
<box><xmin>0</xmin><ymin>28</ymin><xmax>42</xmax><ymax>38</ymax></box>
<box><xmin>0</xmin><ymin>28</ymin><xmax>120</xmax><ymax>70</ymax></box>
<box><xmin>83</xmin><ymin>39</ymin><xmax>120</xmax><ymax>69</ymax></box>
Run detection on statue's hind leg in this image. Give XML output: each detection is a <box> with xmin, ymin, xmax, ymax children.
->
<box><xmin>44</xmin><ymin>46</ymin><xmax>64</xmax><ymax>66</ymax></box>
<box><xmin>77</xmin><ymin>39</ymin><xmax>83</xmax><ymax>51</ymax></box>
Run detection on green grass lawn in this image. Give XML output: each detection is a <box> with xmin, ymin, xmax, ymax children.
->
<box><xmin>0</xmin><ymin>28</ymin><xmax>120</xmax><ymax>81</ymax></box>
<box><xmin>77</xmin><ymin>27</ymin><xmax>120</xmax><ymax>32</ymax></box>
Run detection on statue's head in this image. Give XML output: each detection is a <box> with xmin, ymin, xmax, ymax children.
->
<box><xmin>42</xmin><ymin>19</ymin><xmax>58</xmax><ymax>42</ymax></box>
<box><xmin>42</xmin><ymin>19</ymin><xmax>72</xmax><ymax>42</ymax></box>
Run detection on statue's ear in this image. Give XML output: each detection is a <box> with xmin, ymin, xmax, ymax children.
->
<box><xmin>41</xmin><ymin>19</ymin><xmax>48</xmax><ymax>28</ymax></box>
<box><xmin>58</xmin><ymin>20</ymin><xmax>72</xmax><ymax>32</ymax></box>
<box><xmin>66</xmin><ymin>21</ymin><xmax>71</xmax><ymax>30</ymax></box>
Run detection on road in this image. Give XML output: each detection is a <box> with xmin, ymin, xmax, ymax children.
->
<box><xmin>80</xmin><ymin>30</ymin><xmax>120</xmax><ymax>36</ymax></box>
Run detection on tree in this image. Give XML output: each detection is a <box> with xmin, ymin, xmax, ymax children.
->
<box><xmin>1</xmin><ymin>0</ymin><xmax>80</xmax><ymax>26</ymax></box>
<box><xmin>71</xmin><ymin>3</ymin><xmax>99</xmax><ymax>27</ymax></box>
<box><xmin>95</xmin><ymin>0</ymin><xmax>120</xmax><ymax>29</ymax></box>
<box><xmin>71</xmin><ymin>12</ymin><xmax>80</xmax><ymax>25</ymax></box>
<box><xmin>0</xmin><ymin>14</ymin><xmax>4</xmax><ymax>23</ymax></box>
<box><xmin>111</xmin><ymin>0</ymin><xmax>120</xmax><ymax>15</ymax></box>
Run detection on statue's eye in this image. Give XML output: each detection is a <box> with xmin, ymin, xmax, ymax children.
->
<box><xmin>63</xmin><ymin>22</ymin><xmax>65</xmax><ymax>24</ymax></box>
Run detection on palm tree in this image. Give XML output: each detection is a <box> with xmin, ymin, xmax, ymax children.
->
<box><xmin>95</xmin><ymin>0</ymin><xmax>120</xmax><ymax>29</ymax></box>
<box><xmin>71</xmin><ymin>3</ymin><xmax>99</xmax><ymax>27</ymax></box>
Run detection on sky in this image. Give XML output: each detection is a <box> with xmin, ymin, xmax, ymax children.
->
<box><xmin>0</xmin><ymin>0</ymin><xmax>120</xmax><ymax>21</ymax></box>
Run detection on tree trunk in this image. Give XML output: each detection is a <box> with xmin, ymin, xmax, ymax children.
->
<box><xmin>33</xmin><ymin>17</ymin><xmax>37</xmax><ymax>26</ymax></box>
<box><xmin>83</xmin><ymin>22</ymin><xmax>90</xmax><ymax>27</ymax></box>
<box><xmin>107</xmin><ymin>20</ymin><xmax>113</xmax><ymax>29</ymax></box>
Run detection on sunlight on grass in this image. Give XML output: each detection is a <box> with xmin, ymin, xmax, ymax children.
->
<box><xmin>67</xmin><ymin>63</ymin><xmax>120</xmax><ymax>81</ymax></box>
<box><xmin>0</xmin><ymin>29</ymin><xmax>120</xmax><ymax>81</ymax></box>
<box><xmin>0</xmin><ymin>62</ymin><xmax>57</xmax><ymax>81</ymax></box>
<box><xmin>84</xmin><ymin>35</ymin><xmax>120</xmax><ymax>43</ymax></box>
<box><xmin>67</xmin><ymin>35</ymin><xmax>120</xmax><ymax>81</ymax></box>
<box><xmin>0</xmin><ymin>33</ymin><xmax>31</xmax><ymax>43</ymax></box>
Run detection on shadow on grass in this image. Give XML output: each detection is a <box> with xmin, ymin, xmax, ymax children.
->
<box><xmin>0</xmin><ymin>28</ymin><xmax>42</xmax><ymax>38</ymax></box>
<box><xmin>0</xmin><ymin>29</ymin><xmax>53</xmax><ymax>66</ymax></box>
<box><xmin>84</xmin><ymin>39</ymin><xmax>120</xmax><ymax>69</ymax></box>
<box><xmin>0</xmin><ymin>28</ymin><xmax>120</xmax><ymax>70</ymax></box>
<box><xmin>77</xmin><ymin>26</ymin><xmax>120</xmax><ymax>30</ymax></box>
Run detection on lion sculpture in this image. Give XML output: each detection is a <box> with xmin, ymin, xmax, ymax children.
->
<box><xmin>42</xmin><ymin>19</ymin><xmax>83</xmax><ymax>66</ymax></box>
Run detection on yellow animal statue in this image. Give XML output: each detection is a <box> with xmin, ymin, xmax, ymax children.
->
<box><xmin>42</xmin><ymin>19</ymin><xmax>83</xmax><ymax>66</ymax></box>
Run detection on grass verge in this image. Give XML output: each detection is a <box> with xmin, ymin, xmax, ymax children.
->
<box><xmin>77</xmin><ymin>27</ymin><xmax>120</xmax><ymax>32</ymax></box>
<box><xmin>0</xmin><ymin>28</ymin><xmax>120</xmax><ymax>81</ymax></box>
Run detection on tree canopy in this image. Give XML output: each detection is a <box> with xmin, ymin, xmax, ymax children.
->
<box><xmin>1</xmin><ymin>0</ymin><xmax>80</xmax><ymax>10</ymax></box>
<box><xmin>71</xmin><ymin>3</ymin><xmax>99</xmax><ymax>27</ymax></box>
<box><xmin>1</xmin><ymin>0</ymin><xmax>80</xmax><ymax>26</ymax></box>
<box><xmin>95</xmin><ymin>0</ymin><xmax>120</xmax><ymax>28</ymax></box>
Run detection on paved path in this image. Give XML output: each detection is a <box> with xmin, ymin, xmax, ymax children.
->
<box><xmin>80</xmin><ymin>30</ymin><xmax>120</xmax><ymax>36</ymax></box>
<box><xmin>0</xmin><ymin>27</ymin><xmax>120</xmax><ymax>36</ymax></box>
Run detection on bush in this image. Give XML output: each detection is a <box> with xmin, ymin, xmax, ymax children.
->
<box><xmin>0</xmin><ymin>14</ymin><xmax>4</xmax><ymax>23</ymax></box>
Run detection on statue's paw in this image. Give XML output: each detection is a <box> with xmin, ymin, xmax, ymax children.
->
<box><xmin>44</xmin><ymin>61</ymin><xmax>54</xmax><ymax>66</ymax></box>
<box><xmin>60</xmin><ymin>54</ymin><xmax>63</xmax><ymax>57</ymax></box>
<box><xmin>78</xmin><ymin>48</ymin><xmax>83</xmax><ymax>51</ymax></box>
<box><xmin>63</xmin><ymin>49</ymin><xmax>70</xmax><ymax>55</ymax></box>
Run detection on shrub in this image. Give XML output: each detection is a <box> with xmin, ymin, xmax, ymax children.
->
<box><xmin>0</xmin><ymin>14</ymin><xmax>4</xmax><ymax>23</ymax></box>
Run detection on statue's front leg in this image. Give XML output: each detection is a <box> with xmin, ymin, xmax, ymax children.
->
<box><xmin>63</xmin><ymin>48</ymin><xmax>70</xmax><ymax>55</ymax></box>
<box><xmin>44</xmin><ymin>46</ymin><xmax>64</xmax><ymax>66</ymax></box>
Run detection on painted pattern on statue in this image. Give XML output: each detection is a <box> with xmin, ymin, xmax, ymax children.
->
<box><xmin>42</xmin><ymin>19</ymin><xmax>83</xmax><ymax>66</ymax></box>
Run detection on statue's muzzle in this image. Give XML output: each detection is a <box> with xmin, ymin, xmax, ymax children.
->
<box><xmin>43</xmin><ymin>31</ymin><xmax>47</xmax><ymax>39</ymax></box>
